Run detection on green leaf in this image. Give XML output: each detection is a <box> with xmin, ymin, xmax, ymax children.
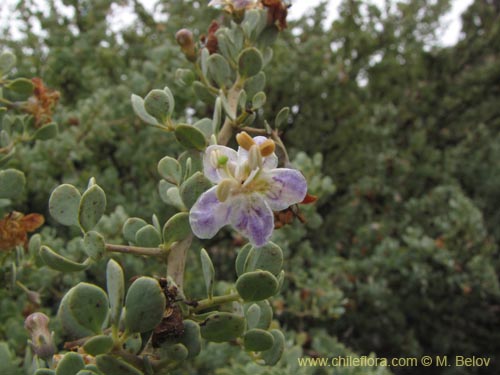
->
<box><xmin>125</xmin><ymin>277</ymin><xmax>166</xmax><ymax>333</ymax></box>
<box><xmin>40</xmin><ymin>246</ymin><xmax>90</xmax><ymax>272</ymax></box>
<box><xmin>200</xmin><ymin>249</ymin><xmax>215</xmax><ymax>299</ymax></box>
<box><xmin>76</xmin><ymin>371</ymin><xmax>99</xmax><ymax>375</ymax></box>
<box><xmin>180</xmin><ymin>320</ymin><xmax>201</xmax><ymax>359</ymax></box>
<box><xmin>158</xmin><ymin>182</ymin><xmax>186</xmax><ymax>210</ymax></box>
<box><xmin>216</xmin><ymin>31</ymin><xmax>238</xmax><ymax>62</ymax></box>
<box><xmin>200</xmin><ymin>312</ymin><xmax>245</xmax><ymax>343</ymax></box>
<box><xmin>274</xmin><ymin>107</ymin><xmax>290</xmax><ymax>130</ymax></box>
<box><xmin>152</xmin><ymin>213</ymin><xmax>161</xmax><ymax>233</ymax></box>
<box><xmin>122</xmin><ymin>217</ymin><xmax>148</xmax><ymax>243</ymax></box>
<box><xmin>175</xmin><ymin>68</ymin><xmax>195</xmax><ymax>87</ymax></box>
<box><xmin>55</xmin><ymin>352</ymin><xmax>85</xmax><ymax>375</ymax></box>
<box><xmin>0</xmin><ymin>342</ymin><xmax>22</xmax><ymax>375</ymax></box>
<box><xmin>243</xmin><ymin>329</ymin><xmax>275</xmax><ymax>352</ymax></box>
<box><xmin>96</xmin><ymin>355</ymin><xmax>144</xmax><ymax>375</ymax></box>
<box><xmin>123</xmin><ymin>332</ymin><xmax>142</xmax><ymax>355</ymax></box>
<box><xmin>174</xmin><ymin>124</ymin><xmax>207</xmax><ymax>151</ymax></box>
<box><xmin>28</xmin><ymin>233</ymin><xmax>41</xmax><ymax>257</ymax></box>
<box><xmin>193</xmin><ymin>118</ymin><xmax>213</xmax><ymax>139</ymax></box>
<box><xmin>83</xmin><ymin>231</ymin><xmax>105</xmax><ymax>260</ymax></box>
<box><xmin>144</xmin><ymin>89</ymin><xmax>172</xmax><ymax>123</ymax></box>
<box><xmin>158</xmin><ymin>156</ymin><xmax>182</xmax><ymax>185</ymax></box>
<box><xmin>0</xmin><ymin>51</ymin><xmax>16</xmax><ymax>76</ymax></box>
<box><xmin>0</xmin><ymin>130</ymin><xmax>10</xmax><ymax>147</ymax></box>
<box><xmin>49</xmin><ymin>184</ymin><xmax>81</xmax><ymax>226</ymax></box>
<box><xmin>262</xmin><ymin>47</ymin><xmax>273</xmax><ymax>66</ymax></box>
<box><xmin>235</xmin><ymin>244</ymin><xmax>252</xmax><ymax>277</ymax></box>
<box><xmin>206</xmin><ymin>54</ymin><xmax>232</xmax><ymax>88</ymax></box>
<box><xmin>252</xmin><ymin>91</ymin><xmax>266</xmax><ymax>109</ymax></box>
<box><xmin>134</xmin><ymin>224</ymin><xmax>161</xmax><ymax>247</ymax></box>
<box><xmin>35</xmin><ymin>370</ymin><xmax>55</xmax><ymax>375</ymax></box>
<box><xmin>236</xmin><ymin>270</ymin><xmax>278</xmax><ymax>301</ymax></box>
<box><xmin>5</xmin><ymin>78</ymin><xmax>34</xmax><ymax>96</ymax></box>
<box><xmin>213</xmin><ymin>97</ymin><xmax>222</xmax><ymax>135</ymax></box>
<box><xmin>245</xmin><ymin>303</ymin><xmax>261</xmax><ymax>330</ymax></box>
<box><xmin>60</xmin><ymin>283</ymin><xmax>109</xmax><ymax>337</ymax></box>
<box><xmin>159</xmin><ymin>319</ymin><xmax>202</xmax><ymax>359</ymax></box>
<box><xmin>0</xmin><ymin>168</ymin><xmax>25</xmax><ymax>199</ymax></box>
<box><xmin>242</xmin><ymin>9</ymin><xmax>260</xmax><ymax>38</ymax></box>
<box><xmin>238</xmin><ymin>48</ymin><xmax>263</xmax><ymax>78</ymax></box>
<box><xmin>180</xmin><ymin>171</ymin><xmax>213</xmax><ymax>208</ymax></box>
<box><xmin>79</xmin><ymin>183</ymin><xmax>107</xmax><ymax>232</ymax></box>
<box><xmin>244</xmin><ymin>71</ymin><xmax>266</xmax><ymax>98</ymax></box>
<box><xmin>192</xmin><ymin>81</ymin><xmax>215</xmax><ymax>104</ymax></box>
<box><xmin>260</xmin><ymin>329</ymin><xmax>285</xmax><ymax>365</ymax></box>
<box><xmin>246</xmin><ymin>300</ymin><xmax>273</xmax><ymax>330</ymax></box>
<box><xmin>160</xmin><ymin>343</ymin><xmax>188</xmax><ymax>361</ymax></box>
<box><xmin>244</xmin><ymin>242</ymin><xmax>283</xmax><ymax>276</ymax></box>
<box><xmin>131</xmin><ymin>94</ymin><xmax>159</xmax><ymax>125</ymax></box>
<box><xmin>106</xmin><ymin>259</ymin><xmax>125</xmax><ymax>326</ymax></box>
<box><xmin>257</xmin><ymin>26</ymin><xmax>279</xmax><ymax>49</ymax></box>
<box><xmin>0</xmin><ymin>148</ymin><xmax>15</xmax><ymax>168</ymax></box>
<box><xmin>276</xmin><ymin>270</ymin><xmax>285</xmax><ymax>292</ymax></box>
<box><xmin>32</xmin><ymin>122</ymin><xmax>58</xmax><ymax>140</ymax></box>
<box><xmin>83</xmin><ymin>335</ymin><xmax>114</xmax><ymax>356</ymax></box>
<box><xmin>200</xmin><ymin>48</ymin><xmax>210</xmax><ymax>77</ymax></box>
<box><xmin>163</xmin><ymin>212</ymin><xmax>191</xmax><ymax>247</ymax></box>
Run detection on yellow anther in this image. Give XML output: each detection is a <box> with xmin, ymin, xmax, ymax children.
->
<box><xmin>236</xmin><ymin>131</ymin><xmax>255</xmax><ymax>151</ymax></box>
<box><xmin>259</xmin><ymin>139</ymin><xmax>276</xmax><ymax>157</ymax></box>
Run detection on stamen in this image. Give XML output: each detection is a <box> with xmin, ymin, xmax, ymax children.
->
<box><xmin>210</xmin><ymin>150</ymin><xmax>220</xmax><ymax>168</ymax></box>
<box><xmin>259</xmin><ymin>139</ymin><xmax>275</xmax><ymax>157</ymax></box>
<box><xmin>248</xmin><ymin>145</ymin><xmax>263</xmax><ymax>170</ymax></box>
<box><xmin>236</xmin><ymin>131</ymin><xmax>255</xmax><ymax>151</ymax></box>
<box><xmin>216</xmin><ymin>179</ymin><xmax>236</xmax><ymax>202</ymax></box>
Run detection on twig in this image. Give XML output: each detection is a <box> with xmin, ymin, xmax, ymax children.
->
<box><xmin>105</xmin><ymin>243</ymin><xmax>165</xmax><ymax>257</ymax></box>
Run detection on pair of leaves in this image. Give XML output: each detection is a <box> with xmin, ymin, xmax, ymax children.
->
<box><xmin>49</xmin><ymin>179</ymin><xmax>106</xmax><ymax>233</ymax></box>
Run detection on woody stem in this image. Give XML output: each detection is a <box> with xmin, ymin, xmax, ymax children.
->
<box><xmin>105</xmin><ymin>243</ymin><xmax>166</xmax><ymax>257</ymax></box>
<box><xmin>217</xmin><ymin>82</ymin><xmax>242</xmax><ymax>146</ymax></box>
<box><xmin>166</xmin><ymin>235</ymin><xmax>193</xmax><ymax>293</ymax></box>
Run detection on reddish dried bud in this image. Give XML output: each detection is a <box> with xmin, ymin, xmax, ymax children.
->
<box><xmin>262</xmin><ymin>0</ymin><xmax>288</xmax><ymax>30</ymax></box>
<box><xmin>202</xmin><ymin>21</ymin><xmax>220</xmax><ymax>54</ymax></box>
<box><xmin>175</xmin><ymin>28</ymin><xmax>197</xmax><ymax>62</ymax></box>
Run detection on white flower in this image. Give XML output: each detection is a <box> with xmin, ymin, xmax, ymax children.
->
<box><xmin>189</xmin><ymin>133</ymin><xmax>307</xmax><ymax>247</ymax></box>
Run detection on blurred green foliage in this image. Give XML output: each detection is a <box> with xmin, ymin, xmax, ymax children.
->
<box><xmin>1</xmin><ymin>0</ymin><xmax>499</xmax><ymax>374</ymax></box>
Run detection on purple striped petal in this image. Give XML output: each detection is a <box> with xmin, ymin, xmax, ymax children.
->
<box><xmin>229</xmin><ymin>194</ymin><xmax>274</xmax><ymax>247</ymax></box>
<box><xmin>238</xmin><ymin>136</ymin><xmax>278</xmax><ymax>170</ymax></box>
<box><xmin>203</xmin><ymin>145</ymin><xmax>238</xmax><ymax>183</ymax></box>
<box><xmin>263</xmin><ymin>168</ymin><xmax>307</xmax><ymax>210</ymax></box>
<box><xmin>189</xmin><ymin>186</ymin><xmax>231</xmax><ymax>239</ymax></box>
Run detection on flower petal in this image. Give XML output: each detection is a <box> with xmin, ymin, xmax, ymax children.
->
<box><xmin>263</xmin><ymin>168</ymin><xmax>308</xmax><ymax>210</ymax></box>
<box><xmin>238</xmin><ymin>136</ymin><xmax>278</xmax><ymax>170</ymax></box>
<box><xmin>203</xmin><ymin>145</ymin><xmax>238</xmax><ymax>183</ymax></box>
<box><xmin>229</xmin><ymin>194</ymin><xmax>274</xmax><ymax>247</ymax></box>
<box><xmin>189</xmin><ymin>186</ymin><xmax>231</xmax><ymax>239</ymax></box>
